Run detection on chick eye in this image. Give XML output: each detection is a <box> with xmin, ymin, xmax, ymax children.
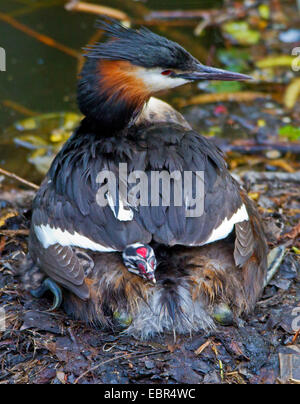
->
<box><xmin>161</xmin><ymin>70</ymin><xmax>173</xmax><ymax>76</ymax></box>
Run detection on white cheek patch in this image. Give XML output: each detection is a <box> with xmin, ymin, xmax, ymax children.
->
<box><xmin>135</xmin><ymin>67</ymin><xmax>190</xmax><ymax>92</ymax></box>
<box><xmin>202</xmin><ymin>204</ymin><xmax>249</xmax><ymax>245</ymax></box>
<box><xmin>34</xmin><ymin>224</ymin><xmax>117</xmax><ymax>252</ymax></box>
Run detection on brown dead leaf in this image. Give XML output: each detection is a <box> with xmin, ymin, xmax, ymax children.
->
<box><xmin>284</xmin><ymin>78</ymin><xmax>300</xmax><ymax>109</ymax></box>
<box><xmin>167</xmin><ymin>342</ymin><xmax>181</xmax><ymax>353</ymax></box>
<box><xmin>43</xmin><ymin>341</ymin><xmax>57</xmax><ymax>355</ymax></box>
<box><xmin>266</xmin><ymin>159</ymin><xmax>295</xmax><ymax>173</ymax></box>
<box><xmin>0</xmin><ymin>237</ymin><xmax>6</xmax><ymax>257</ymax></box>
<box><xmin>248</xmin><ymin>192</ymin><xmax>260</xmax><ymax>201</ymax></box>
<box><xmin>0</xmin><ymin>211</ymin><xmax>19</xmax><ymax>227</ymax></box>
<box><xmin>56</xmin><ymin>370</ymin><xmax>67</xmax><ymax>384</ymax></box>
<box><xmin>281</xmin><ymin>221</ymin><xmax>300</xmax><ymax>240</ymax></box>
<box><xmin>278</xmin><ymin>349</ymin><xmax>300</xmax><ymax>384</ymax></box>
<box><xmin>194</xmin><ymin>339</ymin><xmax>211</xmax><ymax>355</ymax></box>
<box><xmin>228</xmin><ymin>340</ymin><xmax>250</xmax><ymax>360</ymax></box>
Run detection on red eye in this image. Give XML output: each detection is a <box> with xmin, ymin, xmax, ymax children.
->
<box><xmin>161</xmin><ymin>70</ymin><xmax>173</xmax><ymax>76</ymax></box>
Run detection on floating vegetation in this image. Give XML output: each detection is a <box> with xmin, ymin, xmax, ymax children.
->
<box><xmin>222</xmin><ymin>21</ymin><xmax>261</xmax><ymax>46</ymax></box>
<box><xmin>0</xmin><ymin>113</ymin><xmax>82</xmax><ymax>179</ymax></box>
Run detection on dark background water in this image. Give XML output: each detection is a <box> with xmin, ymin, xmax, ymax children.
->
<box><xmin>0</xmin><ymin>0</ymin><xmax>222</xmax><ymax>130</ymax></box>
<box><xmin>0</xmin><ymin>0</ymin><xmax>228</xmax><ymax>182</ymax></box>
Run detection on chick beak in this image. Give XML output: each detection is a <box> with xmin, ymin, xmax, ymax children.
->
<box><xmin>177</xmin><ymin>63</ymin><xmax>253</xmax><ymax>82</ymax></box>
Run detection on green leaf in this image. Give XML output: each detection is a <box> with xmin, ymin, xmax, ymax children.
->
<box><xmin>207</xmin><ymin>81</ymin><xmax>243</xmax><ymax>93</ymax></box>
<box><xmin>223</xmin><ymin>21</ymin><xmax>261</xmax><ymax>45</ymax></box>
<box><xmin>217</xmin><ymin>49</ymin><xmax>250</xmax><ymax>73</ymax></box>
<box><xmin>279</xmin><ymin>125</ymin><xmax>300</xmax><ymax>141</ymax></box>
<box><xmin>258</xmin><ymin>4</ymin><xmax>270</xmax><ymax>20</ymax></box>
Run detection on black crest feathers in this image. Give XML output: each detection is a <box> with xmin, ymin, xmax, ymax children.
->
<box><xmin>83</xmin><ymin>18</ymin><xmax>196</xmax><ymax>70</ymax></box>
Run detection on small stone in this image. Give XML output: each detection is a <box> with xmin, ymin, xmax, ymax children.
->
<box><xmin>279</xmin><ymin>29</ymin><xmax>300</xmax><ymax>43</ymax></box>
<box><xmin>203</xmin><ymin>370</ymin><xmax>221</xmax><ymax>384</ymax></box>
<box><xmin>144</xmin><ymin>360</ymin><xmax>155</xmax><ymax>369</ymax></box>
<box><xmin>265</xmin><ymin>150</ymin><xmax>281</xmax><ymax>159</ymax></box>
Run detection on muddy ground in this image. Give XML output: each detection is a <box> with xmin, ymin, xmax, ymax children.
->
<box><xmin>0</xmin><ymin>99</ymin><xmax>299</xmax><ymax>385</ymax></box>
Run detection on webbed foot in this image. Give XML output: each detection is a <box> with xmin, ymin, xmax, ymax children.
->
<box><xmin>30</xmin><ymin>278</ymin><xmax>62</xmax><ymax>311</ymax></box>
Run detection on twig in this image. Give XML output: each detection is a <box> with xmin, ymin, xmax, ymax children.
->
<box><xmin>2</xmin><ymin>100</ymin><xmax>38</xmax><ymax>117</ymax></box>
<box><xmin>242</xmin><ymin>171</ymin><xmax>300</xmax><ymax>185</ymax></box>
<box><xmin>74</xmin><ymin>349</ymin><xmax>167</xmax><ymax>384</ymax></box>
<box><xmin>223</xmin><ymin>142</ymin><xmax>300</xmax><ymax>155</ymax></box>
<box><xmin>74</xmin><ymin>353</ymin><xmax>131</xmax><ymax>384</ymax></box>
<box><xmin>135</xmin><ymin>19</ymin><xmax>197</xmax><ymax>27</ymax></box>
<box><xmin>0</xmin><ymin>167</ymin><xmax>39</xmax><ymax>190</ymax></box>
<box><xmin>146</xmin><ymin>9</ymin><xmax>238</xmax><ymax>21</ymax></box>
<box><xmin>0</xmin><ymin>12</ymin><xmax>80</xmax><ymax>59</ymax></box>
<box><xmin>180</xmin><ymin>92</ymin><xmax>271</xmax><ymax>107</ymax></box>
<box><xmin>145</xmin><ymin>6</ymin><xmax>254</xmax><ymax>31</ymax></box>
<box><xmin>0</xmin><ymin>230</ymin><xmax>29</xmax><ymax>237</ymax></box>
<box><xmin>65</xmin><ymin>1</ymin><xmax>129</xmax><ymax>21</ymax></box>
<box><xmin>194</xmin><ymin>339</ymin><xmax>211</xmax><ymax>355</ymax></box>
<box><xmin>194</xmin><ymin>18</ymin><xmax>210</xmax><ymax>36</ymax></box>
<box><xmin>264</xmin><ymin>245</ymin><xmax>286</xmax><ymax>287</ymax></box>
<box><xmin>211</xmin><ymin>342</ymin><xmax>224</xmax><ymax>382</ymax></box>
<box><xmin>147</xmin><ymin>10</ymin><xmax>214</xmax><ymax>20</ymax></box>
<box><xmin>291</xmin><ymin>329</ymin><xmax>300</xmax><ymax>345</ymax></box>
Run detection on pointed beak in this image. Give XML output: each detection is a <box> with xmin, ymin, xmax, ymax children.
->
<box><xmin>149</xmin><ymin>277</ymin><xmax>156</xmax><ymax>285</ymax></box>
<box><xmin>145</xmin><ymin>265</ymin><xmax>156</xmax><ymax>285</ymax></box>
<box><xmin>146</xmin><ymin>273</ymin><xmax>156</xmax><ymax>285</ymax></box>
<box><xmin>177</xmin><ymin>64</ymin><xmax>253</xmax><ymax>82</ymax></box>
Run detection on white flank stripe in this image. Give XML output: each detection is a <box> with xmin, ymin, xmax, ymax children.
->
<box><xmin>34</xmin><ymin>224</ymin><xmax>116</xmax><ymax>252</ymax></box>
<box><xmin>107</xmin><ymin>192</ymin><xmax>134</xmax><ymax>221</ymax></box>
<box><xmin>203</xmin><ymin>204</ymin><xmax>249</xmax><ymax>245</ymax></box>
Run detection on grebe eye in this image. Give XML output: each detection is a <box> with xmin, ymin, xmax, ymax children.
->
<box><xmin>161</xmin><ymin>70</ymin><xmax>173</xmax><ymax>76</ymax></box>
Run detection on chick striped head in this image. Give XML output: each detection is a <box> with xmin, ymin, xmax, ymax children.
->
<box><xmin>122</xmin><ymin>243</ymin><xmax>157</xmax><ymax>284</ymax></box>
